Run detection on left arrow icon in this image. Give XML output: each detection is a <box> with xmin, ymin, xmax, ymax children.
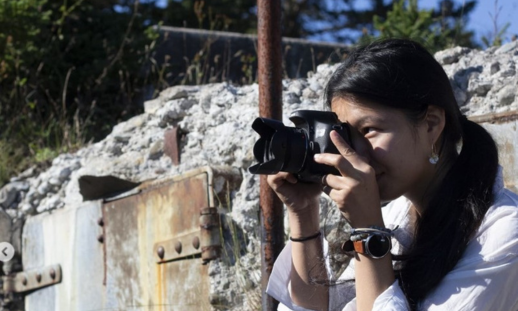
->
<box><xmin>0</xmin><ymin>242</ymin><xmax>15</xmax><ymax>262</ymax></box>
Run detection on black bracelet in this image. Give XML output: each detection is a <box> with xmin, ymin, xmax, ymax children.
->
<box><xmin>289</xmin><ymin>231</ymin><xmax>321</xmax><ymax>242</ymax></box>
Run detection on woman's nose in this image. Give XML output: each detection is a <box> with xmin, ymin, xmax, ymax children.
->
<box><xmin>350</xmin><ymin>130</ymin><xmax>374</xmax><ymax>163</ymax></box>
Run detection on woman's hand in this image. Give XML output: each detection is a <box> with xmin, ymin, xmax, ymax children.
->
<box><xmin>267</xmin><ymin>172</ymin><xmax>322</xmax><ymax>214</ymax></box>
<box><xmin>267</xmin><ymin>161</ymin><xmax>329</xmax><ymax>311</ymax></box>
<box><xmin>315</xmin><ymin>130</ymin><xmax>383</xmax><ymax>227</ymax></box>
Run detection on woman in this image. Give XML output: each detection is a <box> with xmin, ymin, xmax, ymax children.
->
<box><xmin>265</xmin><ymin>39</ymin><xmax>518</xmax><ymax>311</ymax></box>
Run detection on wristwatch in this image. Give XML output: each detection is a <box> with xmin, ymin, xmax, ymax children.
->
<box><xmin>352</xmin><ymin>234</ymin><xmax>392</xmax><ymax>259</ymax></box>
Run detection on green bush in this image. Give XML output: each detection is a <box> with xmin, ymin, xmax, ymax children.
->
<box><xmin>0</xmin><ymin>0</ymin><xmax>489</xmax><ymax>187</ymax></box>
<box><xmin>0</xmin><ymin>0</ymin><xmax>161</xmax><ymax>186</ymax></box>
<box><xmin>359</xmin><ymin>0</ymin><xmax>477</xmax><ymax>53</ymax></box>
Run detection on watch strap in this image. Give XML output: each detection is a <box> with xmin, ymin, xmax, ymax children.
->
<box><xmin>351</xmin><ymin>234</ymin><xmax>392</xmax><ymax>259</ymax></box>
<box><xmin>353</xmin><ymin>239</ymin><xmax>365</xmax><ymax>254</ymax></box>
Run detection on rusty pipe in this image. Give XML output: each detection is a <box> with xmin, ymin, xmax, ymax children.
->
<box><xmin>257</xmin><ymin>0</ymin><xmax>284</xmax><ymax>310</ymax></box>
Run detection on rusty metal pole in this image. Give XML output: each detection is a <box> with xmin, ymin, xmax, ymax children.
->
<box><xmin>257</xmin><ymin>0</ymin><xmax>284</xmax><ymax>310</ymax></box>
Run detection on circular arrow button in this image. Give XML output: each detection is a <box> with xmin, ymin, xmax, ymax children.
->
<box><xmin>0</xmin><ymin>242</ymin><xmax>15</xmax><ymax>262</ymax></box>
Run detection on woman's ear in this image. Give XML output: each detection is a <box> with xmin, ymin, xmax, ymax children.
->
<box><xmin>425</xmin><ymin>105</ymin><xmax>446</xmax><ymax>143</ymax></box>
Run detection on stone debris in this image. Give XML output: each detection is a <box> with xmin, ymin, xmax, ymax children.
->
<box><xmin>436</xmin><ymin>42</ymin><xmax>518</xmax><ymax>115</ymax></box>
<box><xmin>1</xmin><ymin>41</ymin><xmax>517</xmax><ymax>310</ymax></box>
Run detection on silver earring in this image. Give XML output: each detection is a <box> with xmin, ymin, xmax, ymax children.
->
<box><xmin>429</xmin><ymin>144</ymin><xmax>439</xmax><ymax>164</ymax></box>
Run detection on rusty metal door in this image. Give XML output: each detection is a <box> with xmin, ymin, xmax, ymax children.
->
<box><xmin>20</xmin><ymin>166</ymin><xmax>240</xmax><ymax>311</ymax></box>
<box><xmin>100</xmin><ymin>166</ymin><xmax>240</xmax><ymax>311</ymax></box>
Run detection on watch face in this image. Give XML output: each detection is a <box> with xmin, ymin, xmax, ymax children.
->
<box><xmin>366</xmin><ymin>234</ymin><xmax>391</xmax><ymax>258</ymax></box>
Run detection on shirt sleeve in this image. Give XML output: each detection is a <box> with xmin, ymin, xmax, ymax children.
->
<box><xmin>266</xmin><ymin>236</ymin><xmax>358</xmax><ymax>311</ymax></box>
<box><xmin>421</xmin><ymin>253</ymin><xmax>518</xmax><ymax>311</ymax></box>
<box><xmin>268</xmin><ymin>189</ymin><xmax>518</xmax><ymax>311</ymax></box>
<box><xmin>266</xmin><ymin>197</ymin><xmax>407</xmax><ymax>311</ymax></box>
<box><xmin>266</xmin><ymin>241</ymin><xmax>319</xmax><ymax>311</ymax></box>
<box><xmin>420</xmin><ymin>193</ymin><xmax>518</xmax><ymax>311</ymax></box>
<box><xmin>341</xmin><ymin>280</ymin><xmax>410</xmax><ymax>311</ymax></box>
<box><xmin>371</xmin><ymin>280</ymin><xmax>410</xmax><ymax>310</ymax></box>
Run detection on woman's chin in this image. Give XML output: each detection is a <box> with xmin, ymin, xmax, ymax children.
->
<box><xmin>378</xmin><ymin>186</ymin><xmax>402</xmax><ymax>203</ymax></box>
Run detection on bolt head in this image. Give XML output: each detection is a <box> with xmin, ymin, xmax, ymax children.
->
<box><xmin>22</xmin><ymin>276</ymin><xmax>27</xmax><ymax>286</ymax></box>
<box><xmin>49</xmin><ymin>268</ymin><xmax>56</xmax><ymax>280</ymax></box>
<box><xmin>174</xmin><ymin>241</ymin><xmax>182</xmax><ymax>254</ymax></box>
<box><xmin>97</xmin><ymin>234</ymin><xmax>104</xmax><ymax>243</ymax></box>
<box><xmin>97</xmin><ymin>217</ymin><xmax>104</xmax><ymax>226</ymax></box>
<box><xmin>157</xmin><ymin>246</ymin><xmax>165</xmax><ymax>259</ymax></box>
<box><xmin>192</xmin><ymin>236</ymin><xmax>200</xmax><ymax>249</ymax></box>
<box><xmin>36</xmin><ymin>273</ymin><xmax>42</xmax><ymax>283</ymax></box>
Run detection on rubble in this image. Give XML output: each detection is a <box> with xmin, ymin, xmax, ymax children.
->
<box><xmin>2</xmin><ymin>40</ymin><xmax>518</xmax><ymax>310</ymax></box>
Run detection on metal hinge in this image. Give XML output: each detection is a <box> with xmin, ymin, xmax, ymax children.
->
<box><xmin>2</xmin><ymin>264</ymin><xmax>62</xmax><ymax>294</ymax></box>
<box><xmin>153</xmin><ymin>207</ymin><xmax>221</xmax><ymax>265</ymax></box>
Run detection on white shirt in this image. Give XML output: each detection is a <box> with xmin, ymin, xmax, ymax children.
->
<box><xmin>266</xmin><ymin>169</ymin><xmax>518</xmax><ymax>310</ymax></box>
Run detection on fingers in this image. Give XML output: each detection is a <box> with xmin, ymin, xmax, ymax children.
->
<box><xmin>285</xmin><ymin>173</ymin><xmax>298</xmax><ymax>184</ymax></box>
<box><xmin>314</xmin><ymin>130</ymin><xmax>369</xmax><ymax>177</ymax></box>
<box><xmin>321</xmin><ymin>175</ymin><xmax>331</xmax><ymax>194</ymax></box>
<box><xmin>314</xmin><ymin>153</ymin><xmax>355</xmax><ymax>177</ymax></box>
<box><xmin>321</xmin><ymin>174</ymin><xmax>362</xmax><ymax>209</ymax></box>
<box><xmin>330</xmin><ymin>130</ymin><xmax>367</xmax><ymax>169</ymax></box>
<box><xmin>322</xmin><ymin>174</ymin><xmax>354</xmax><ymax>190</ymax></box>
<box><xmin>330</xmin><ymin>130</ymin><xmax>357</xmax><ymax>158</ymax></box>
<box><xmin>321</xmin><ymin>174</ymin><xmax>347</xmax><ymax>206</ymax></box>
<box><xmin>267</xmin><ymin>172</ymin><xmax>297</xmax><ymax>189</ymax></box>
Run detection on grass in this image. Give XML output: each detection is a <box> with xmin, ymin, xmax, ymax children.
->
<box><xmin>211</xmin><ymin>181</ymin><xmax>261</xmax><ymax>310</ymax></box>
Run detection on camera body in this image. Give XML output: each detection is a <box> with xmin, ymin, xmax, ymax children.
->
<box><xmin>248</xmin><ymin>110</ymin><xmax>352</xmax><ymax>183</ymax></box>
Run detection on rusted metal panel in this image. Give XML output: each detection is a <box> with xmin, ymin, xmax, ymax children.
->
<box><xmin>199</xmin><ymin>207</ymin><xmax>222</xmax><ymax>264</ymax></box>
<box><xmin>6</xmin><ymin>264</ymin><xmax>62</xmax><ymax>293</ymax></box>
<box><xmin>257</xmin><ymin>0</ymin><xmax>284</xmax><ymax>310</ymax></box>
<box><xmin>153</xmin><ymin>206</ymin><xmax>221</xmax><ymax>264</ymax></box>
<box><xmin>21</xmin><ymin>166</ymin><xmax>241</xmax><ymax>311</ymax></box>
<box><xmin>102</xmin><ymin>166</ymin><xmax>241</xmax><ymax>311</ymax></box>
<box><xmin>23</xmin><ymin>201</ymin><xmax>106</xmax><ymax>311</ymax></box>
<box><xmin>164</xmin><ymin>126</ymin><xmax>182</xmax><ymax>165</ymax></box>
<box><xmin>472</xmin><ymin>110</ymin><xmax>518</xmax><ymax>194</ymax></box>
<box><xmin>478</xmin><ymin>116</ymin><xmax>518</xmax><ymax>193</ymax></box>
<box><xmin>469</xmin><ymin>110</ymin><xmax>518</xmax><ymax>124</ymax></box>
<box><xmin>257</xmin><ymin>0</ymin><xmax>283</xmax><ymax>119</ymax></box>
<box><xmin>153</xmin><ymin>231</ymin><xmax>202</xmax><ymax>263</ymax></box>
<box><xmin>103</xmin><ymin>195</ymin><xmax>142</xmax><ymax>309</ymax></box>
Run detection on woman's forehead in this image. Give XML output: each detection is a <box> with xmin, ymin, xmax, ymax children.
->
<box><xmin>330</xmin><ymin>97</ymin><xmax>416</xmax><ymax>131</ymax></box>
<box><xmin>332</xmin><ymin>97</ymin><xmax>388</xmax><ymax>119</ymax></box>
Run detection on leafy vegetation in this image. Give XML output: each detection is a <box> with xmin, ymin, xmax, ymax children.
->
<box><xmin>0</xmin><ymin>0</ymin><xmax>161</xmax><ymax>185</ymax></box>
<box><xmin>481</xmin><ymin>0</ymin><xmax>511</xmax><ymax>48</ymax></box>
<box><xmin>0</xmin><ymin>0</ymin><xmax>512</xmax><ymax>186</ymax></box>
<box><xmin>358</xmin><ymin>0</ymin><xmax>477</xmax><ymax>52</ymax></box>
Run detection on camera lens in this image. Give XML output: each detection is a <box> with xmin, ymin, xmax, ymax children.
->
<box><xmin>249</xmin><ymin>118</ymin><xmax>308</xmax><ymax>175</ymax></box>
<box><xmin>281</xmin><ymin>128</ymin><xmax>308</xmax><ymax>173</ymax></box>
<box><xmin>248</xmin><ymin>110</ymin><xmax>352</xmax><ymax>182</ymax></box>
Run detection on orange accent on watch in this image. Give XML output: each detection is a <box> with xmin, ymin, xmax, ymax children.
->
<box><xmin>351</xmin><ymin>234</ymin><xmax>392</xmax><ymax>259</ymax></box>
<box><xmin>353</xmin><ymin>240</ymin><xmax>365</xmax><ymax>254</ymax></box>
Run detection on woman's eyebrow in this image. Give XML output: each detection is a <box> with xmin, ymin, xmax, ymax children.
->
<box><xmin>355</xmin><ymin>115</ymin><xmax>385</xmax><ymax>127</ymax></box>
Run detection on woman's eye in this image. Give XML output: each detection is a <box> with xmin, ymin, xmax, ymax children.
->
<box><xmin>362</xmin><ymin>127</ymin><xmax>376</xmax><ymax>135</ymax></box>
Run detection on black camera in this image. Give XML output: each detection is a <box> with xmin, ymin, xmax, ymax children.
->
<box><xmin>248</xmin><ymin>110</ymin><xmax>353</xmax><ymax>183</ymax></box>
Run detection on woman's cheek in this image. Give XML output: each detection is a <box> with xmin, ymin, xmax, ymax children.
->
<box><xmin>352</xmin><ymin>134</ymin><xmax>375</xmax><ymax>158</ymax></box>
<box><xmin>368</xmin><ymin>137</ymin><xmax>388</xmax><ymax>158</ymax></box>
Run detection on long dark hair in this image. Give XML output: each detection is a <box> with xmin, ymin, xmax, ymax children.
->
<box><xmin>324</xmin><ymin>39</ymin><xmax>499</xmax><ymax>309</ymax></box>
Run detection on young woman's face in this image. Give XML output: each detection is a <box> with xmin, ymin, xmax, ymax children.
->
<box><xmin>331</xmin><ymin>97</ymin><xmax>436</xmax><ymax>202</ymax></box>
